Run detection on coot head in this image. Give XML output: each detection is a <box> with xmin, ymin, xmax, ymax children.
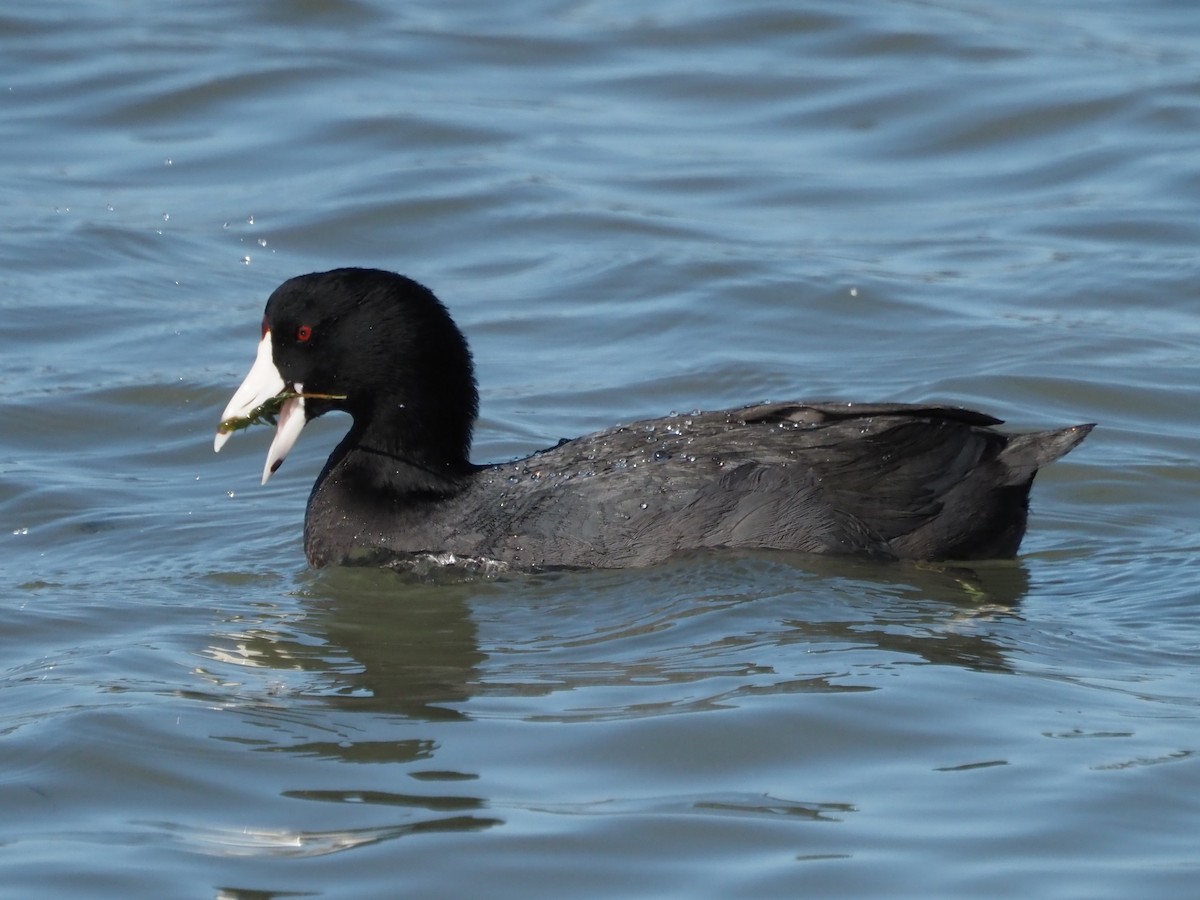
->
<box><xmin>215</xmin><ymin>268</ymin><xmax>478</xmax><ymax>482</ymax></box>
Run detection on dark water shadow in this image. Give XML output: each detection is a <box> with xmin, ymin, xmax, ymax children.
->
<box><xmin>290</xmin><ymin>566</ymin><xmax>489</xmax><ymax>722</ymax></box>
<box><xmin>193</xmin><ymin>548</ymin><xmax>1037</xmax><ymax>871</ymax></box>
<box><xmin>256</xmin><ymin>550</ymin><xmax>1035</xmax><ymax>721</ymax></box>
<box><xmin>752</xmin><ymin>551</ymin><xmax>1034</xmax><ymax>674</ymax></box>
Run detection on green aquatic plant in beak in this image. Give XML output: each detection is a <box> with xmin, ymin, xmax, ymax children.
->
<box><xmin>217</xmin><ymin>390</ymin><xmax>346</xmax><ymax>436</ymax></box>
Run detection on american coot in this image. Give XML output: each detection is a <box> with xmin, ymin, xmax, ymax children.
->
<box><xmin>214</xmin><ymin>268</ymin><xmax>1092</xmax><ymax>570</ymax></box>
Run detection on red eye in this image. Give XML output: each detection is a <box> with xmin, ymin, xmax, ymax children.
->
<box><xmin>297</xmin><ymin>324</ymin><xmax>313</xmax><ymax>343</ymax></box>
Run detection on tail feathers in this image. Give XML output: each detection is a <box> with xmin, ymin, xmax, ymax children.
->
<box><xmin>1000</xmin><ymin>423</ymin><xmax>1094</xmax><ymax>485</ymax></box>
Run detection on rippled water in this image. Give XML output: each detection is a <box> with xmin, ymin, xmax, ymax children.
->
<box><xmin>2</xmin><ymin>2</ymin><xmax>1198</xmax><ymax>897</ymax></box>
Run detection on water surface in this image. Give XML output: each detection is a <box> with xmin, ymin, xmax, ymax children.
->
<box><xmin>2</xmin><ymin>2</ymin><xmax>1198</xmax><ymax>897</ymax></box>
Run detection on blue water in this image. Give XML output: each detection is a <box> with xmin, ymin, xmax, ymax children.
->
<box><xmin>2</xmin><ymin>2</ymin><xmax>1198</xmax><ymax>897</ymax></box>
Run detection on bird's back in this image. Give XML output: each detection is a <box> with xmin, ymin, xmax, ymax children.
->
<box><xmin>326</xmin><ymin>402</ymin><xmax>1090</xmax><ymax>569</ymax></box>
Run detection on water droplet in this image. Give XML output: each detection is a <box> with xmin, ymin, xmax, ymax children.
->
<box><xmin>226</xmin><ymin>490</ymin><xmax>235</xmax><ymax>498</ymax></box>
<box><xmin>639</xmin><ymin>503</ymin><xmax>648</xmax><ymax>510</ymax></box>
<box><xmin>246</xmin><ymin>214</ymin><xmax>255</xmax><ymax>225</ymax></box>
<box><xmin>257</xmin><ymin>238</ymin><xmax>268</xmax><ymax>247</ymax></box>
<box><xmin>12</xmin><ymin>527</ymin><xmax>28</xmax><ymax>536</ymax></box>
<box><xmin>241</xmin><ymin>256</ymin><xmax>251</xmax><ymax>265</ymax></box>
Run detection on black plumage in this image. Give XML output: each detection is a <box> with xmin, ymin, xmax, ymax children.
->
<box><xmin>216</xmin><ymin>268</ymin><xmax>1092</xmax><ymax>570</ymax></box>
